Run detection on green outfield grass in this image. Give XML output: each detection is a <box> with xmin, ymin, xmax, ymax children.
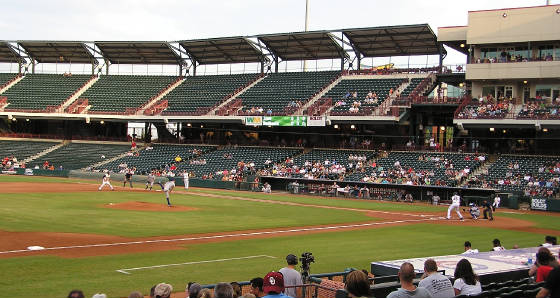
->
<box><xmin>0</xmin><ymin>175</ymin><xmax>557</xmax><ymax>298</ymax></box>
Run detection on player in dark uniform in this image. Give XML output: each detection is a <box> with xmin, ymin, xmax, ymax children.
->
<box><xmin>123</xmin><ymin>169</ymin><xmax>133</xmax><ymax>188</ymax></box>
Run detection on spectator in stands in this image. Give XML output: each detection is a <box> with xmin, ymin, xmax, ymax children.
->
<box><xmin>262</xmin><ymin>182</ymin><xmax>271</xmax><ymax>193</ymax></box>
<box><xmin>419</xmin><ymin>259</ymin><xmax>455</xmax><ymax>298</ymax></box>
<box><xmin>250</xmin><ymin>277</ymin><xmax>265</xmax><ymax>298</ymax></box>
<box><xmin>231</xmin><ymin>282</ymin><xmax>242</xmax><ymax>298</ymax></box>
<box><xmin>387</xmin><ymin>262</ymin><xmax>432</xmax><ymax>298</ymax></box>
<box><xmin>537</xmin><ymin>261</ymin><xmax>560</xmax><ymax>298</ymax></box>
<box><xmin>198</xmin><ymin>288</ymin><xmax>212</xmax><ymax>298</ymax></box>
<box><xmin>542</xmin><ymin>235</ymin><xmax>557</xmax><ymax>247</ymax></box>
<box><xmin>453</xmin><ymin>259</ymin><xmax>482</xmax><ymax>296</ymax></box>
<box><xmin>279</xmin><ymin>254</ymin><xmax>303</xmax><ymax>298</ymax></box>
<box><xmin>150</xmin><ymin>285</ymin><xmax>156</xmax><ymax>298</ymax></box>
<box><xmin>344</xmin><ymin>270</ymin><xmax>371</xmax><ymax>298</ymax></box>
<box><xmin>67</xmin><ymin>290</ymin><xmax>85</xmax><ymax>298</ymax></box>
<box><xmin>154</xmin><ymin>283</ymin><xmax>172</xmax><ymax>298</ymax></box>
<box><xmin>215</xmin><ymin>283</ymin><xmax>234</xmax><ymax>298</ymax></box>
<box><xmin>262</xmin><ymin>271</ymin><xmax>290</xmax><ymax>298</ymax></box>
<box><xmin>529</xmin><ymin>247</ymin><xmax>557</xmax><ymax>282</ymax></box>
<box><xmin>462</xmin><ymin>241</ymin><xmax>479</xmax><ymax>254</ymax></box>
<box><xmin>492</xmin><ymin>239</ymin><xmax>505</xmax><ymax>251</ymax></box>
<box><xmin>188</xmin><ymin>283</ymin><xmax>202</xmax><ymax>298</ymax></box>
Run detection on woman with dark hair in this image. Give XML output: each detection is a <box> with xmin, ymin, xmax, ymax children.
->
<box><xmin>529</xmin><ymin>247</ymin><xmax>558</xmax><ymax>282</ymax></box>
<box><xmin>345</xmin><ymin>270</ymin><xmax>371</xmax><ymax>298</ymax></box>
<box><xmin>453</xmin><ymin>259</ymin><xmax>482</xmax><ymax>295</ymax></box>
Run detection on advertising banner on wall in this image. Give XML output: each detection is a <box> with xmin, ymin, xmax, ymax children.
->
<box><xmin>531</xmin><ymin>198</ymin><xmax>548</xmax><ymax>211</ymax></box>
<box><xmin>307</xmin><ymin>116</ymin><xmax>326</xmax><ymax>127</ymax></box>
<box><xmin>244</xmin><ymin>116</ymin><xmax>263</xmax><ymax>126</ymax></box>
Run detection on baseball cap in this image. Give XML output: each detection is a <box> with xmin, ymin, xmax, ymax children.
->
<box><xmin>263</xmin><ymin>271</ymin><xmax>284</xmax><ymax>294</ymax></box>
<box><xmin>154</xmin><ymin>283</ymin><xmax>173</xmax><ymax>297</ymax></box>
<box><xmin>286</xmin><ymin>254</ymin><xmax>298</xmax><ymax>265</ymax></box>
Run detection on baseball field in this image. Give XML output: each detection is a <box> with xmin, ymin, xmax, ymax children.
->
<box><xmin>0</xmin><ymin>175</ymin><xmax>558</xmax><ymax>298</ymax></box>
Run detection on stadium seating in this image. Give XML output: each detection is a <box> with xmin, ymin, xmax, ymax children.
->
<box><xmin>179</xmin><ymin>146</ymin><xmax>302</xmax><ymax>179</ymax></box>
<box><xmin>456</xmin><ymin>100</ymin><xmax>511</xmax><ymax>119</ymax></box>
<box><xmin>0</xmin><ymin>73</ymin><xmax>19</xmax><ymax>89</ymax></box>
<box><xmin>82</xmin><ymin>75</ymin><xmax>178</xmax><ymax>113</ymax></box>
<box><xmin>400</xmin><ymin>78</ymin><xmax>425</xmax><ymax>97</ymax></box>
<box><xmin>0</xmin><ymin>139</ymin><xmax>57</xmax><ymax>161</ymax></box>
<box><xmin>2</xmin><ymin>74</ymin><xmax>91</xmax><ymax>111</ymax></box>
<box><xmin>238</xmin><ymin>71</ymin><xmax>340</xmax><ymax>114</ymax></box>
<box><xmin>32</xmin><ymin>142</ymin><xmax>131</xmax><ymax>170</ymax></box>
<box><xmin>326</xmin><ymin>78</ymin><xmax>403</xmax><ymax>116</ymax></box>
<box><xmin>469</xmin><ymin>155</ymin><xmax>560</xmax><ymax>199</ymax></box>
<box><xmin>345</xmin><ymin>151</ymin><xmax>485</xmax><ymax>186</ymax></box>
<box><xmin>99</xmin><ymin>144</ymin><xmax>216</xmax><ymax>174</ymax></box>
<box><xmin>517</xmin><ymin>99</ymin><xmax>560</xmax><ymax>119</ymax></box>
<box><xmin>161</xmin><ymin>73</ymin><xmax>260</xmax><ymax>115</ymax></box>
<box><xmin>268</xmin><ymin>149</ymin><xmax>376</xmax><ymax>180</ymax></box>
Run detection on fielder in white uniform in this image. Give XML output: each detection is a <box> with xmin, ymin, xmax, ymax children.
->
<box><xmin>183</xmin><ymin>171</ymin><xmax>189</xmax><ymax>190</ymax></box>
<box><xmin>98</xmin><ymin>173</ymin><xmax>114</xmax><ymax>191</ymax></box>
<box><xmin>145</xmin><ymin>172</ymin><xmax>155</xmax><ymax>190</ymax></box>
<box><xmin>162</xmin><ymin>177</ymin><xmax>175</xmax><ymax>207</ymax></box>
<box><xmin>492</xmin><ymin>195</ymin><xmax>501</xmax><ymax>211</ymax></box>
<box><xmin>447</xmin><ymin>192</ymin><xmax>464</xmax><ymax>220</ymax></box>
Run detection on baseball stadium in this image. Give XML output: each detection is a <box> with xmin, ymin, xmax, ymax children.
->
<box><xmin>1</xmin><ymin>1</ymin><xmax>560</xmax><ymax>298</ymax></box>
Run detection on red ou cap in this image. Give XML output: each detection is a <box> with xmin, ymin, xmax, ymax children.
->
<box><xmin>263</xmin><ymin>271</ymin><xmax>284</xmax><ymax>294</ymax></box>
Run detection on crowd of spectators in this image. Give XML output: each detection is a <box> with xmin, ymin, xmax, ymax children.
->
<box><xmin>261</xmin><ymin>155</ymin><xmax>369</xmax><ymax>181</ymax></box>
<box><xmin>518</xmin><ymin>98</ymin><xmax>560</xmax><ymax>119</ymax></box>
<box><xmin>1</xmin><ymin>155</ymin><xmax>25</xmax><ymax>170</ymax></box>
<box><xmin>456</xmin><ymin>95</ymin><xmax>511</xmax><ymax>119</ymax></box>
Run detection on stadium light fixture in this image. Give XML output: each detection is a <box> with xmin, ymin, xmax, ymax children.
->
<box><xmin>459</xmin><ymin>83</ymin><xmax>464</xmax><ymax>87</ymax></box>
<box><xmin>85</xmin><ymin>117</ymin><xmax>90</xmax><ymax>124</ymax></box>
<box><xmin>543</xmin><ymin>128</ymin><xmax>549</xmax><ymax>132</ymax></box>
<box><xmin>502</xmin><ymin>129</ymin><xmax>507</xmax><ymax>133</ymax></box>
<box><xmin>201</xmin><ymin>124</ymin><xmax>204</xmax><ymax>128</ymax></box>
<box><xmin>523</xmin><ymin>80</ymin><xmax>528</xmax><ymax>84</ymax></box>
<box><xmin>489</xmin><ymin>127</ymin><xmax>495</xmax><ymax>132</ymax></box>
<box><xmin>440</xmin><ymin>126</ymin><xmax>445</xmax><ymax>131</ymax></box>
<box><xmin>350</xmin><ymin>124</ymin><xmax>356</xmax><ymax>130</ymax></box>
<box><xmin>25</xmin><ymin>118</ymin><xmax>30</xmax><ymax>122</ymax></box>
<box><xmin>333</xmin><ymin>124</ymin><xmax>339</xmax><ymax>129</ymax></box>
<box><xmin>100</xmin><ymin>120</ymin><xmax>105</xmax><ymax>125</ymax></box>
<box><xmin>187</xmin><ymin>123</ymin><xmax>192</xmax><ymax>127</ymax></box>
<box><xmin>7</xmin><ymin>114</ymin><xmax>12</xmax><ymax>120</ymax></box>
<box><xmin>460</xmin><ymin>43</ymin><xmax>465</xmax><ymax>48</ymax></box>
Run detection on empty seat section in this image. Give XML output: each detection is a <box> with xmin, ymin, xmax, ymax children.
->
<box><xmin>240</xmin><ymin>71</ymin><xmax>340</xmax><ymax>114</ymax></box>
<box><xmin>0</xmin><ymin>73</ymin><xmax>18</xmax><ymax>89</ymax></box>
<box><xmin>325</xmin><ymin>78</ymin><xmax>403</xmax><ymax>115</ymax></box>
<box><xmin>82</xmin><ymin>75</ymin><xmax>177</xmax><ymax>113</ymax></box>
<box><xmin>33</xmin><ymin>143</ymin><xmax>130</xmax><ymax>170</ymax></box>
<box><xmin>2</xmin><ymin>74</ymin><xmax>91</xmax><ymax>111</ymax></box>
<box><xmin>100</xmin><ymin>144</ymin><xmax>215</xmax><ymax>174</ymax></box>
<box><xmin>0</xmin><ymin>140</ymin><xmax>57</xmax><ymax>161</ymax></box>
<box><xmin>162</xmin><ymin>73</ymin><xmax>259</xmax><ymax>115</ymax></box>
<box><xmin>400</xmin><ymin>78</ymin><xmax>424</xmax><ymax>97</ymax></box>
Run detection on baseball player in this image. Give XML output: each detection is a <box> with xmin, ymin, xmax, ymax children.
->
<box><xmin>183</xmin><ymin>170</ymin><xmax>189</xmax><ymax>190</ymax></box>
<box><xmin>98</xmin><ymin>172</ymin><xmax>114</xmax><ymax>191</ymax></box>
<box><xmin>492</xmin><ymin>195</ymin><xmax>501</xmax><ymax>211</ymax></box>
<box><xmin>145</xmin><ymin>171</ymin><xmax>155</xmax><ymax>190</ymax></box>
<box><xmin>469</xmin><ymin>203</ymin><xmax>480</xmax><ymax>220</ymax></box>
<box><xmin>446</xmin><ymin>192</ymin><xmax>464</xmax><ymax>220</ymax></box>
<box><xmin>161</xmin><ymin>176</ymin><xmax>175</xmax><ymax>207</ymax></box>
<box><xmin>123</xmin><ymin>169</ymin><xmax>133</xmax><ymax>188</ymax></box>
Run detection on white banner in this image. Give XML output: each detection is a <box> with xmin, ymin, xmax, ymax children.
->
<box><xmin>531</xmin><ymin>198</ymin><xmax>547</xmax><ymax>211</ymax></box>
<box><xmin>307</xmin><ymin>116</ymin><xmax>326</xmax><ymax>127</ymax></box>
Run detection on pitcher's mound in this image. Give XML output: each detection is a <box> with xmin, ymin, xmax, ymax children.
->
<box><xmin>103</xmin><ymin>201</ymin><xmax>197</xmax><ymax>212</ymax></box>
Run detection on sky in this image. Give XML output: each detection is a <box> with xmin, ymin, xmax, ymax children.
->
<box><xmin>1</xmin><ymin>0</ymin><xmax>558</xmax><ymax>74</ymax></box>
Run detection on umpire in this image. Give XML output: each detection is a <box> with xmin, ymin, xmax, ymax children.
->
<box><xmin>482</xmin><ymin>200</ymin><xmax>494</xmax><ymax>220</ymax></box>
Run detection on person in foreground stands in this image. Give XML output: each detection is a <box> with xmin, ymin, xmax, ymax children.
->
<box><xmin>529</xmin><ymin>247</ymin><xmax>558</xmax><ymax>282</ymax></box>
<box><xmin>344</xmin><ymin>270</ymin><xmax>372</xmax><ymax>298</ymax></box>
<box><xmin>419</xmin><ymin>259</ymin><xmax>455</xmax><ymax>298</ymax></box>
<box><xmin>492</xmin><ymin>238</ymin><xmax>505</xmax><ymax>251</ymax></box>
<box><xmin>537</xmin><ymin>263</ymin><xmax>560</xmax><ymax>298</ymax></box>
<box><xmin>387</xmin><ymin>262</ymin><xmax>433</xmax><ymax>298</ymax></box>
<box><xmin>154</xmin><ymin>283</ymin><xmax>173</xmax><ymax>298</ymax></box>
<box><xmin>453</xmin><ymin>259</ymin><xmax>482</xmax><ymax>296</ymax></box>
<box><xmin>462</xmin><ymin>241</ymin><xmax>479</xmax><ymax>254</ymax></box>
<box><xmin>188</xmin><ymin>283</ymin><xmax>202</xmax><ymax>298</ymax></box>
<box><xmin>67</xmin><ymin>290</ymin><xmax>85</xmax><ymax>298</ymax></box>
<box><xmin>215</xmin><ymin>282</ymin><xmax>235</xmax><ymax>298</ymax></box>
<box><xmin>250</xmin><ymin>277</ymin><xmax>266</xmax><ymax>298</ymax></box>
<box><xmin>262</xmin><ymin>271</ymin><xmax>291</xmax><ymax>298</ymax></box>
<box><xmin>279</xmin><ymin>254</ymin><xmax>303</xmax><ymax>298</ymax></box>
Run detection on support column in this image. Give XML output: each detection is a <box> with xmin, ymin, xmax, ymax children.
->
<box><xmin>274</xmin><ymin>57</ymin><xmax>279</xmax><ymax>73</ymax></box>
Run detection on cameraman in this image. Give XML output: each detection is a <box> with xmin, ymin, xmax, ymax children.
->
<box><xmin>279</xmin><ymin>254</ymin><xmax>303</xmax><ymax>298</ymax></box>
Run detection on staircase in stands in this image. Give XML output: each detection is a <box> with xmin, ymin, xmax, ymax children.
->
<box><xmin>57</xmin><ymin>76</ymin><xmax>99</xmax><ymax>113</ymax></box>
<box><xmin>138</xmin><ymin>77</ymin><xmax>186</xmax><ymax>115</ymax></box>
<box><xmin>23</xmin><ymin>141</ymin><xmax>67</xmax><ymax>164</ymax></box>
<box><xmin>210</xmin><ymin>74</ymin><xmax>267</xmax><ymax>115</ymax></box>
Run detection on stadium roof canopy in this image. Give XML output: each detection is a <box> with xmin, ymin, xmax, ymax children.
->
<box><xmin>342</xmin><ymin>24</ymin><xmax>441</xmax><ymax>57</ymax></box>
<box><xmin>180</xmin><ymin>37</ymin><xmax>267</xmax><ymax>65</ymax></box>
<box><xmin>95</xmin><ymin>41</ymin><xmax>182</xmax><ymax>64</ymax></box>
<box><xmin>18</xmin><ymin>41</ymin><xmax>95</xmax><ymax>64</ymax></box>
<box><xmin>0</xmin><ymin>42</ymin><xmax>22</xmax><ymax>63</ymax></box>
<box><xmin>257</xmin><ymin>31</ymin><xmax>347</xmax><ymax>61</ymax></box>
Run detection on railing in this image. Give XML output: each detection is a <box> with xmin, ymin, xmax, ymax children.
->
<box><xmin>0</xmin><ymin>132</ymin><xmax>128</xmax><ymax>142</ymax></box>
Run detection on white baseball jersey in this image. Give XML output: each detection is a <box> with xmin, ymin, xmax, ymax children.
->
<box><xmin>451</xmin><ymin>195</ymin><xmax>461</xmax><ymax>205</ymax></box>
<box><xmin>163</xmin><ymin>180</ymin><xmax>175</xmax><ymax>192</ymax></box>
<box><xmin>494</xmin><ymin>197</ymin><xmax>501</xmax><ymax>205</ymax></box>
<box><xmin>103</xmin><ymin>174</ymin><xmax>110</xmax><ymax>182</ymax></box>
